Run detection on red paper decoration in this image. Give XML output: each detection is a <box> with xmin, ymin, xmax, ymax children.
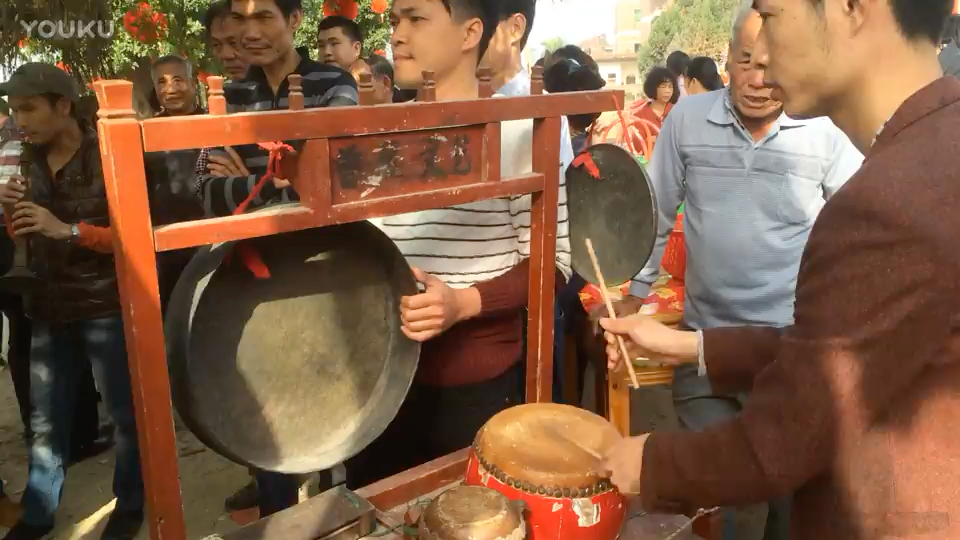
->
<box><xmin>55</xmin><ymin>61</ymin><xmax>71</xmax><ymax>73</ymax></box>
<box><xmin>323</xmin><ymin>0</ymin><xmax>359</xmax><ymax>19</ymax></box>
<box><xmin>374</xmin><ymin>49</ymin><xmax>386</xmax><ymax>56</ymax></box>
<box><xmin>339</xmin><ymin>0</ymin><xmax>359</xmax><ymax>19</ymax></box>
<box><xmin>123</xmin><ymin>2</ymin><xmax>168</xmax><ymax>44</ymax></box>
<box><xmin>370</xmin><ymin>0</ymin><xmax>389</xmax><ymax>14</ymax></box>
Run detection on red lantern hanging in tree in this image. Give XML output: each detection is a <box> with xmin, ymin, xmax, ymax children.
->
<box><xmin>323</xmin><ymin>0</ymin><xmax>359</xmax><ymax>19</ymax></box>
<box><xmin>123</xmin><ymin>2</ymin><xmax>168</xmax><ymax>44</ymax></box>
<box><xmin>370</xmin><ymin>0</ymin><xmax>389</xmax><ymax>14</ymax></box>
<box><xmin>339</xmin><ymin>0</ymin><xmax>359</xmax><ymax>19</ymax></box>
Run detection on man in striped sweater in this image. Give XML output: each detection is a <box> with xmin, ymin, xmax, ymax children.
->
<box><xmin>343</xmin><ymin>0</ymin><xmax>572</xmax><ymax>487</ymax></box>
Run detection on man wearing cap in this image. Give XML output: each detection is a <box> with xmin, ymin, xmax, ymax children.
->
<box><xmin>0</xmin><ymin>63</ymin><xmax>144</xmax><ymax>540</ymax></box>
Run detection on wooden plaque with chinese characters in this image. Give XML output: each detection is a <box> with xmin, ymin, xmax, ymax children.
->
<box><xmin>331</xmin><ymin>126</ymin><xmax>488</xmax><ymax>204</ymax></box>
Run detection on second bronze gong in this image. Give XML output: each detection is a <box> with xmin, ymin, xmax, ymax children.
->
<box><xmin>566</xmin><ymin>143</ymin><xmax>658</xmax><ymax>287</ymax></box>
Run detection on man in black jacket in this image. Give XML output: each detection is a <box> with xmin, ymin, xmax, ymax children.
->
<box><xmin>0</xmin><ymin>63</ymin><xmax>144</xmax><ymax>540</ymax></box>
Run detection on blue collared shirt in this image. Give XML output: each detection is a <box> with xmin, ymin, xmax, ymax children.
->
<box><xmin>630</xmin><ymin>88</ymin><xmax>863</xmax><ymax>329</ymax></box>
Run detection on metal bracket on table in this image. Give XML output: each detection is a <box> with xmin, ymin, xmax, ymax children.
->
<box><xmin>221</xmin><ymin>484</ymin><xmax>376</xmax><ymax>540</ymax></box>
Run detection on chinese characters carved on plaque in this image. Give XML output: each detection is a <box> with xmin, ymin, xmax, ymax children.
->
<box><xmin>330</xmin><ymin>126</ymin><xmax>483</xmax><ymax>203</ymax></box>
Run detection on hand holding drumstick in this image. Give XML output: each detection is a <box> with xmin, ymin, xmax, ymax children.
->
<box><xmin>584</xmin><ymin>238</ymin><xmax>640</xmax><ymax>388</ymax></box>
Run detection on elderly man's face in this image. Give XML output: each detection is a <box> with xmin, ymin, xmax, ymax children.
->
<box><xmin>727</xmin><ymin>10</ymin><xmax>781</xmax><ymax>122</ymax></box>
<box><xmin>210</xmin><ymin>15</ymin><xmax>249</xmax><ymax>80</ymax></box>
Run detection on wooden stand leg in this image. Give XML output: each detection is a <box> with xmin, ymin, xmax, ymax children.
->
<box><xmin>608</xmin><ymin>369</ymin><xmax>631</xmax><ymax>437</ymax></box>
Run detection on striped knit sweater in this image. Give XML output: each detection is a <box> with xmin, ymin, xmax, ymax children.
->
<box><xmin>375</xmin><ymin>114</ymin><xmax>573</xmax><ymax>386</ymax></box>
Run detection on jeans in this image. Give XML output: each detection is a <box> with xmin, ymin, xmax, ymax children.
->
<box><xmin>21</xmin><ymin>315</ymin><xmax>144</xmax><ymax>527</ymax></box>
<box><xmin>672</xmin><ymin>364</ymin><xmax>791</xmax><ymax>540</ymax></box>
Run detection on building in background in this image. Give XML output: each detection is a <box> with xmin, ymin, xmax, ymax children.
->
<box><xmin>579</xmin><ymin>0</ymin><xmax>669</xmax><ymax>102</ymax></box>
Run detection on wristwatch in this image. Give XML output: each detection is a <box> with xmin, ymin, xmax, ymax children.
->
<box><xmin>69</xmin><ymin>224</ymin><xmax>81</xmax><ymax>243</ymax></box>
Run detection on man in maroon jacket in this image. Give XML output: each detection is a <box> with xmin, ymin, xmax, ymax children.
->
<box><xmin>599</xmin><ymin>1</ymin><xmax>960</xmax><ymax>539</ymax></box>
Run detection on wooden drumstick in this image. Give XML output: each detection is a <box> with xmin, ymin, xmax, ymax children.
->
<box><xmin>585</xmin><ymin>238</ymin><xmax>640</xmax><ymax>388</ymax></box>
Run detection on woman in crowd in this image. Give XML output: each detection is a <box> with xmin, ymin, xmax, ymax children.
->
<box><xmin>635</xmin><ymin>66</ymin><xmax>678</xmax><ymax>129</ymax></box>
<box><xmin>683</xmin><ymin>56</ymin><xmax>724</xmax><ymax>95</ymax></box>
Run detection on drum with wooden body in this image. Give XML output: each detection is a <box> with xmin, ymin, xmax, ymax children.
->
<box><xmin>464</xmin><ymin>403</ymin><xmax>625</xmax><ymax>540</ymax></box>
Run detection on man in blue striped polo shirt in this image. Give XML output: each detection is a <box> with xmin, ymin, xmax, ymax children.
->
<box><xmin>196</xmin><ymin>0</ymin><xmax>358</xmax><ymax>217</ymax></box>
<box><xmin>619</xmin><ymin>2</ymin><xmax>862</xmax><ymax>539</ymax></box>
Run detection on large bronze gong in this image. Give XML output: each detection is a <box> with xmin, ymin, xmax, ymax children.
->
<box><xmin>566</xmin><ymin>143</ymin><xmax>658</xmax><ymax>287</ymax></box>
<box><xmin>164</xmin><ymin>220</ymin><xmax>419</xmax><ymax>473</ymax></box>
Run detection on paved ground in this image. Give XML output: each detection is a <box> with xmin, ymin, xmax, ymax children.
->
<box><xmin>0</xmin><ymin>358</ymin><xmax>682</xmax><ymax>539</ymax></box>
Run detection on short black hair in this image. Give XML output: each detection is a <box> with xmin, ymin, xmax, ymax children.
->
<box><xmin>441</xmin><ymin>0</ymin><xmax>497</xmax><ymax>61</ymax></box>
<box><xmin>366</xmin><ymin>54</ymin><xmax>394</xmax><ymax>84</ymax></box>
<box><xmin>493</xmin><ymin>0</ymin><xmax>536</xmax><ymax>50</ymax></box>
<box><xmin>202</xmin><ymin>0</ymin><xmax>232</xmax><ymax>39</ymax></box>
<box><xmin>941</xmin><ymin>13</ymin><xmax>960</xmax><ymax>44</ymax></box>
<box><xmin>643</xmin><ymin>66</ymin><xmax>679</xmax><ymax>104</ymax></box>
<box><xmin>665</xmin><ymin>51</ymin><xmax>690</xmax><ymax>77</ymax></box>
<box><xmin>40</xmin><ymin>93</ymin><xmax>77</xmax><ymax>117</ymax></box>
<box><xmin>319</xmin><ymin>15</ymin><xmax>363</xmax><ymax>43</ymax></box>
<box><xmin>810</xmin><ymin>0</ymin><xmax>951</xmax><ymax>44</ymax></box>
<box><xmin>230</xmin><ymin>0</ymin><xmax>301</xmax><ymax>18</ymax></box>
<box><xmin>684</xmin><ymin>56</ymin><xmax>723</xmax><ymax>91</ymax></box>
<box><xmin>543</xmin><ymin>58</ymin><xmax>606</xmax><ymax>132</ymax></box>
<box><xmin>551</xmin><ymin>45</ymin><xmax>600</xmax><ymax>74</ymax></box>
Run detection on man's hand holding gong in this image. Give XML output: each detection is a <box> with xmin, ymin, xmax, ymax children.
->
<box><xmin>400</xmin><ymin>267</ymin><xmax>481</xmax><ymax>342</ymax></box>
<box><xmin>599</xmin><ymin>314</ymin><xmax>700</xmax><ymax>370</ymax></box>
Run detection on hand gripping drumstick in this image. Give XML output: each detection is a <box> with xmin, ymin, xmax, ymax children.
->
<box><xmin>585</xmin><ymin>238</ymin><xmax>640</xmax><ymax>388</ymax></box>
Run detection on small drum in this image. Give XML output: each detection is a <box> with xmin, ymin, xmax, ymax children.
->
<box><xmin>464</xmin><ymin>403</ymin><xmax>626</xmax><ymax>540</ymax></box>
<box><xmin>419</xmin><ymin>485</ymin><xmax>527</xmax><ymax>540</ymax></box>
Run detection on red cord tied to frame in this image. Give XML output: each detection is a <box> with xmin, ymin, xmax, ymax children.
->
<box><xmin>571</xmin><ymin>93</ymin><xmax>632</xmax><ymax>180</ymax></box>
<box><xmin>227</xmin><ymin>141</ymin><xmax>296</xmax><ymax>280</ymax></box>
<box><xmin>571</xmin><ymin>151</ymin><xmax>601</xmax><ymax>180</ymax></box>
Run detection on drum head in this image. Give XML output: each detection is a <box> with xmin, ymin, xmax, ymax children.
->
<box><xmin>165</xmin><ymin>220</ymin><xmax>419</xmax><ymax>474</ymax></box>
<box><xmin>566</xmin><ymin>143</ymin><xmax>658</xmax><ymax>287</ymax></box>
<box><xmin>474</xmin><ymin>403</ymin><xmax>621</xmax><ymax>489</ymax></box>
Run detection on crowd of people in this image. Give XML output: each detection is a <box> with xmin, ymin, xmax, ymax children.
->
<box><xmin>0</xmin><ymin>0</ymin><xmax>958</xmax><ymax>540</ymax></box>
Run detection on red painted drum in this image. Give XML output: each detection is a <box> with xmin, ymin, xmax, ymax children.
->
<box><xmin>464</xmin><ymin>403</ymin><xmax>626</xmax><ymax>540</ymax></box>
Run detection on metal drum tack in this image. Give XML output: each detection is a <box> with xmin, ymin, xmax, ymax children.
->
<box><xmin>419</xmin><ymin>485</ymin><xmax>527</xmax><ymax>540</ymax></box>
<box><xmin>566</xmin><ymin>143</ymin><xmax>658</xmax><ymax>288</ymax></box>
<box><xmin>164</xmin><ymin>219</ymin><xmax>419</xmax><ymax>473</ymax></box>
<box><xmin>464</xmin><ymin>403</ymin><xmax>626</xmax><ymax>540</ymax></box>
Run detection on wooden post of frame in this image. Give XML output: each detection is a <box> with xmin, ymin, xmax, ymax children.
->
<box><xmin>525</xmin><ymin>99</ymin><xmax>561</xmax><ymax>403</ymax></box>
<box><xmin>206</xmin><ymin>76</ymin><xmax>227</xmax><ymax>115</ymax></box>
<box><xmin>358</xmin><ymin>72</ymin><xmax>376</xmax><ymax>106</ymax></box>
<box><xmin>288</xmin><ymin>74</ymin><xmax>304</xmax><ymax>110</ymax></box>
<box><xmin>94</xmin><ymin>79</ymin><xmax>187</xmax><ymax>540</ymax></box>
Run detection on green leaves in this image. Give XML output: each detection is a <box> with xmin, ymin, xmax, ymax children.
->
<box><xmin>636</xmin><ymin>0</ymin><xmax>739</xmax><ymax>77</ymax></box>
<box><xmin>2</xmin><ymin>0</ymin><xmax>392</xmax><ymax>93</ymax></box>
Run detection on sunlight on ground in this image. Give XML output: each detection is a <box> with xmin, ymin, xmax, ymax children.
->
<box><xmin>58</xmin><ymin>498</ymin><xmax>113</xmax><ymax>540</ymax></box>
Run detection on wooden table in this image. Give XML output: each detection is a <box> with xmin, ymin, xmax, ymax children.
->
<box><xmin>221</xmin><ymin>449</ymin><xmax>705</xmax><ymax>540</ymax></box>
